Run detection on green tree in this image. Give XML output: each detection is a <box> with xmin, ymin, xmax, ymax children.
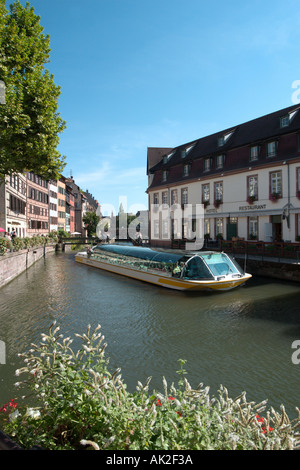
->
<box><xmin>0</xmin><ymin>0</ymin><xmax>66</xmax><ymax>180</ymax></box>
<box><xmin>83</xmin><ymin>211</ymin><xmax>100</xmax><ymax>237</ymax></box>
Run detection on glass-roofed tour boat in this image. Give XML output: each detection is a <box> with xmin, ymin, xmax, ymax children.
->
<box><xmin>75</xmin><ymin>244</ymin><xmax>252</xmax><ymax>292</ymax></box>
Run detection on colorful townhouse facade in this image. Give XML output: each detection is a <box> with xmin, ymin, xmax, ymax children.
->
<box><xmin>26</xmin><ymin>172</ymin><xmax>49</xmax><ymax>237</ymax></box>
<box><xmin>0</xmin><ymin>172</ymin><xmax>99</xmax><ymax>238</ymax></box>
<box><xmin>0</xmin><ymin>173</ymin><xmax>27</xmax><ymax>238</ymax></box>
<box><xmin>147</xmin><ymin>104</ymin><xmax>300</xmax><ymax>248</ymax></box>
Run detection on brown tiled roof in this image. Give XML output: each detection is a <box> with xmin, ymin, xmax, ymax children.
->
<box><xmin>147</xmin><ymin>104</ymin><xmax>300</xmax><ymax>190</ymax></box>
<box><xmin>147</xmin><ymin>147</ymin><xmax>173</xmax><ymax>174</ymax></box>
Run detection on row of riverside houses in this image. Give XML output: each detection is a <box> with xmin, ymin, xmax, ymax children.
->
<box><xmin>0</xmin><ymin>173</ymin><xmax>101</xmax><ymax>238</ymax></box>
<box><xmin>146</xmin><ymin>104</ymin><xmax>300</xmax><ymax>248</ymax></box>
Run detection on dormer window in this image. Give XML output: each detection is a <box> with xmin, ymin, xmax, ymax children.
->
<box><xmin>267</xmin><ymin>140</ymin><xmax>277</xmax><ymax>158</ymax></box>
<box><xmin>280</xmin><ymin>109</ymin><xmax>299</xmax><ymax>128</ymax></box>
<box><xmin>162</xmin><ymin>170</ymin><xmax>168</xmax><ymax>182</ymax></box>
<box><xmin>280</xmin><ymin>115</ymin><xmax>289</xmax><ymax>128</ymax></box>
<box><xmin>181</xmin><ymin>144</ymin><xmax>195</xmax><ymax>158</ymax></box>
<box><xmin>217</xmin><ymin>131</ymin><xmax>234</xmax><ymax>147</ymax></box>
<box><xmin>216</xmin><ymin>154</ymin><xmax>225</xmax><ymax>169</ymax></box>
<box><xmin>204</xmin><ymin>157</ymin><xmax>211</xmax><ymax>172</ymax></box>
<box><xmin>183</xmin><ymin>163</ymin><xmax>190</xmax><ymax>176</ymax></box>
<box><xmin>250</xmin><ymin>145</ymin><xmax>260</xmax><ymax>161</ymax></box>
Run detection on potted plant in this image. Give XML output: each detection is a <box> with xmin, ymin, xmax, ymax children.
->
<box><xmin>214</xmin><ymin>198</ymin><xmax>222</xmax><ymax>208</ymax></box>
<box><xmin>270</xmin><ymin>192</ymin><xmax>281</xmax><ymax>202</ymax></box>
<box><xmin>247</xmin><ymin>195</ymin><xmax>256</xmax><ymax>205</ymax></box>
<box><xmin>203</xmin><ymin>200</ymin><xmax>210</xmax><ymax>208</ymax></box>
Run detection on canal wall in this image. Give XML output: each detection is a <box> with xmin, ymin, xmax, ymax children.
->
<box><xmin>234</xmin><ymin>255</ymin><xmax>300</xmax><ymax>283</ymax></box>
<box><xmin>0</xmin><ymin>245</ymin><xmax>56</xmax><ymax>288</ymax></box>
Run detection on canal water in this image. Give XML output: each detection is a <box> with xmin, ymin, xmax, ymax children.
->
<box><xmin>1</xmin><ymin>251</ymin><xmax>300</xmax><ymax>418</ymax></box>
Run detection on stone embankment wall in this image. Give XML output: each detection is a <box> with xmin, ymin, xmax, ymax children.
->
<box><xmin>235</xmin><ymin>256</ymin><xmax>300</xmax><ymax>283</ymax></box>
<box><xmin>0</xmin><ymin>245</ymin><xmax>56</xmax><ymax>288</ymax></box>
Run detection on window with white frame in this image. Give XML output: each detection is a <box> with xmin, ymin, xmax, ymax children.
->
<box><xmin>162</xmin><ymin>170</ymin><xmax>168</xmax><ymax>182</ymax></box>
<box><xmin>214</xmin><ymin>182</ymin><xmax>223</xmax><ymax>202</ymax></box>
<box><xmin>215</xmin><ymin>218</ymin><xmax>223</xmax><ymax>237</ymax></box>
<box><xmin>204</xmin><ymin>157</ymin><xmax>211</xmax><ymax>172</ymax></box>
<box><xmin>183</xmin><ymin>163</ymin><xmax>190</xmax><ymax>176</ymax></box>
<box><xmin>270</xmin><ymin>171</ymin><xmax>282</xmax><ymax>196</ymax></box>
<box><xmin>171</xmin><ymin>189</ymin><xmax>178</xmax><ymax>205</ymax></box>
<box><xmin>267</xmin><ymin>141</ymin><xmax>277</xmax><ymax>157</ymax></box>
<box><xmin>204</xmin><ymin>219</ymin><xmax>210</xmax><ymax>237</ymax></box>
<box><xmin>153</xmin><ymin>193</ymin><xmax>159</xmax><ymax>206</ymax></box>
<box><xmin>248</xmin><ymin>175</ymin><xmax>258</xmax><ymax>199</ymax></box>
<box><xmin>280</xmin><ymin>115</ymin><xmax>289</xmax><ymax>128</ymax></box>
<box><xmin>162</xmin><ymin>219</ymin><xmax>169</xmax><ymax>238</ymax></box>
<box><xmin>162</xmin><ymin>191</ymin><xmax>168</xmax><ymax>207</ymax></box>
<box><xmin>202</xmin><ymin>184</ymin><xmax>210</xmax><ymax>203</ymax></box>
<box><xmin>181</xmin><ymin>187</ymin><xmax>188</xmax><ymax>205</ymax></box>
<box><xmin>216</xmin><ymin>154</ymin><xmax>224</xmax><ymax>169</ymax></box>
<box><xmin>250</xmin><ymin>145</ymin><xmax>259</xmax><ymax>161</ymax></box>
<box><xmin>154</xmin><ymin>219</ymin><xmax>160</xmax><ymax>237</ymax></box>
<box><xmin>249</xmin><ymin>216</ymin><xmax>258</xmax><ymax>239</ymax></box>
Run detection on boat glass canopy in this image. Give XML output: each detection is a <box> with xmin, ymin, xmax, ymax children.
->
<box><xmin>93</xmin><ymin>244</ymin><xmax>183</xmax><ymax>264</ymax></box>
<box><xmin>92</xmin><ymin>244</ymin><xmax>244</xmax><ymax>281</ymax></box>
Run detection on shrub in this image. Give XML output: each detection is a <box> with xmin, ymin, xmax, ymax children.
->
<box><xmin>1</xmin><ymin>323</ymin><xmax>300</xmax><ymax>450</ymax></box>
<box><xmin>0</xmin><ymin>238</ymin><xmax>13</xmax><ymax>255</ymax></box>
<box><xmin>11</xmin><ymin>237</ymin><xmax>24</xmax><ymax>251</ymax></box>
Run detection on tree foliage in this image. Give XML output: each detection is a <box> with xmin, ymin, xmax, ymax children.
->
<box><xmin>83</xmin><ymin>211</ymin><xmax>100</xmax><ymax>237</ymax></box>
<box><xmin>0</xmin><ymin>0</ymin><xmax>66</xmax><ymax>180</ymax></box>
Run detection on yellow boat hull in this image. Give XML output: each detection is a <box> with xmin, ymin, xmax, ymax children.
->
<box><xmin>75</xmin><ymin>253</ymin><xmax>252</xmax><ymax>292</ymax></box>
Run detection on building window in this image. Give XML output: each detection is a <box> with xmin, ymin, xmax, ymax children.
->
<box><xmin>181</xmin><ymin>188</ymin><xmax>188</xmax><ymax>205</ymax></box>
<box><xmin>162</xmin><ymin>191</ymin><xmax>168</xmax><ymax>207</ymax></box>
<box><xmin>162</xmin><ymin>170</ymin><xmax>168</xmax><ymax>182</ymax></box>
<box><xmin>270</xmin><ymin>171</ymin><xmax>282</xmax><ymax>198</ymax></box>
<box><xmin>248</xmin><ymin>216</ymin><xmax>258</xmax><ymax>240</ymax></box>
<box><xmin>247</xmin><ymin>175</ymin><xmax>258</xmax><ymax>202</ymax></box>
<box><xmin>202</xmin><ymin>184</ymin><xmax>210</xmax><ymax>204</ymax></box>
<box><xmin>183</xmin><ymin>163</ymin><xmax>191</xmax><ymax>177</ymax></box>
<box><xmin>153</xmin><ymin>193</ymin><xmax>159</xmax><ymax>206</ymax></box>
<box><xmin>204</xmin><ymin>219</ymin><xmax>210</xmax><ymax>237</ymax></box>
<box><xmin>214</xmin><ymin>181</ymin><xmax>223</xmax><ymax>204</ymax></box>
<box><xmin>297</xmin><ymin>168</ymin><xmax>300</xmax><ymax>195</ymax></box>
<box><xmin>171</xmin><ymin>189</ymin><xmax>178</xmax><ymax>205</ymax></box>
<box><xmin>250</xmin><ymin>145</ymin><xmax>259</xmax><ymax>161</ymax></box>
<box><xmin>204</xmin><ymin>157</ymin><xmax>211</xmax><ymax>172</ymax></box>
<box><xmin>267</xmin><ymin>141</ymin><xmax>277</xmax><ymax>157</ymax></box>
<box><xmin>280</xmin><ymin>115</ymin><xmax>289</xmax><ymax>128</ymax></box>
<box><xmin>216</xmin><ymin>154</ymin><xmax>224</xmax><ymax>169</ymax></box>
<box><xmin>215</xmin><ymin>218</ymin><xmax>223</xmax><ymax>238</ymax></box>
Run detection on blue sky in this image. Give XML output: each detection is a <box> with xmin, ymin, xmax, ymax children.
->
<box><xmin>13</xmin><ymin>0</ymin><xmax>300</xmax><ymax>214</ymax></box>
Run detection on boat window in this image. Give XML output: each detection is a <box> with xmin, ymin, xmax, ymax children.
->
<box><xmin>93</xmin><ymin>244</ymin><xmax>183</xmax><ymax>264</ymax></box>
<box><xmin>199</xmin><ymin>252</ymin><xmax>243</xmax><ymax>276</ymax></box>
<box><xmin>182</xmin><ymin>256</ymin><xmax>214</xmax><ymax>280</ymax></box>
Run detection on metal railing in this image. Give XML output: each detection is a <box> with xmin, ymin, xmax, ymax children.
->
<box><xmin>220</xmin><ymin>240</ymin><xmax>300</xmax><ymax>262</ymax></box>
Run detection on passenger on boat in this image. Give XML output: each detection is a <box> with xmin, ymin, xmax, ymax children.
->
<box><xmin>172</xmin><ymin>263</ymin><xmax>181</xmax><ymax>277</ymax></box>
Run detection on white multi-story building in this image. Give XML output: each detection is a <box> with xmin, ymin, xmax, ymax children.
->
<box><xmin>49</xmin><ymin>180</ymin><xmax>58</xmax><ymax>233</ymax></box>
<box><xmin>147</xmin><ymin>104</ymin><xmax>300</xmax><ymax>248</ymax></box>
<box><xmin>0</xmin><ymin>173</ymin><xmax>27</xmax><ymax>237</ymax></box>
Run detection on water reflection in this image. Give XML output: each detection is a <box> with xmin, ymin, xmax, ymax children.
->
<box><xmin>1</xmin><ymin>252</ymin><xmax>300</xmax><ymax>418</ymax></box>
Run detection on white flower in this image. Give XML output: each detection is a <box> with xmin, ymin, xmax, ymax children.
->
<box><xmin>26</xmin><ymin>408</ymin><xmax>41</xmax><ymax>420</ymax></box>
<box><xmin>9</xmin><ymin>410</ymin><xmax>20</xmax><ymax>422</ymax></box>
